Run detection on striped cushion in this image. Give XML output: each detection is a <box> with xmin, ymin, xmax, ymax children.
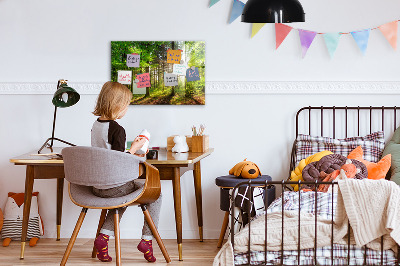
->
<box><xmin>295</xmin><ymin>131</ymin><xmax>385</xmax><ymax>167</ymax></box>
<box><xmin>1</xmin><ymin>217</ymin><xmax>40</xmax><ymax>240</ymax></box>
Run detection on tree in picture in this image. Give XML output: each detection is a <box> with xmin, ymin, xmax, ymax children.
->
<box><xmin>111</xmin><ymin>41</ymin><xmax>205</xmax><ymax>105</ymax></box>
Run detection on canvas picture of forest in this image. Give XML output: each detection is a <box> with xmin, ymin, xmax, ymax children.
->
<box><xmin>111</xmin><ymin>41</ymin><xmax>205</xmax><ymax>105</ymax></box>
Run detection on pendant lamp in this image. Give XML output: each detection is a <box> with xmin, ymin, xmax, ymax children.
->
<box><xmin>38</xmin><ymin>79</ymin><xmax>80</xmax><ymax>154</ymax></box>
<box><xmin>241</xmin><ymin>0</ymin><xmax>305</xmax><ymax>23</ymax></box>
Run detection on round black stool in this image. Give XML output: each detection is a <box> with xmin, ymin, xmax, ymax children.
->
<box><xmin>215</xmin><ymin>175</ymin><xmax>275</xmax><ymax>248</ymax></box>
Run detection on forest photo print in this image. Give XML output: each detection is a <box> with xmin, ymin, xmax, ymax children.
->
<box><xmin>111</xmin><ymin>41</ymin><xmax>205</xmax><ymax>105</ymax></box>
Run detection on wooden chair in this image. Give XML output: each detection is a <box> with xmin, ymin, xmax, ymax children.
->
<box><xmin>60</xmin><ymin>146</ymin><xmax>171</xmax><ymax>265</ymax></box>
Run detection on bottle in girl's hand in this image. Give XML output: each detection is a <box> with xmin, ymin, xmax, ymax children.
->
<box><xmin>136</xmin><ymin>129</ymin><xmax>150</xmax><ymax>154</ymax></box>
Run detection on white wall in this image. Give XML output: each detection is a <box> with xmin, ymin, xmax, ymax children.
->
<box><xmin>1</xmin><ymin>0</ymin><xmax>400</xmax><ymax>240</ymax></box>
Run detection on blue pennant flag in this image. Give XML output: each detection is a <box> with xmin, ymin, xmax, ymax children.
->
<box><xmin>351</xmin><ymin>29</ymin><xmax>371</xmax><ymax>55</ymax></box>
<box><xmin>323</xmin><ymin>33</ymin><xmax>341</xmax><ymax>58</ymax></box>
<box><xmin>209</xmin><ymin>0</ymin><xmax>220</xmax><ymax>7</ymax></box>
<box><xmin>229</xmin><ymin>0</ymin><xmax>245</xmax><ymax>23</ymax></box>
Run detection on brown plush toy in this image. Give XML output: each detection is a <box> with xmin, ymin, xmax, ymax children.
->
<box><xmin>229</xmin><ymin>159</ymin><xmax>261</xmax><ymax>179</ymax></box>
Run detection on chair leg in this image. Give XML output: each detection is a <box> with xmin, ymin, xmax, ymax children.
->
<box><xmin>92</xmin><ymin>209</ymin><xmax>108</xmax><ymax>258</ymax></box>
<box><xmin>141</xmin><ymin>205</ymin><xmax>171</xmax><ymax>263</ymax></box>
<box><xmin>114</xmin><ymin>209</ymin><xmax>121</xmax><ymax>266</ymax></box>
<box><xmin>217</xmin><ymin>211</ymin><xmax>230</xmax><ymax>248</ymax></box>
<box><xmin>60</xmin><ymin>208</ymin><xmax>88</xmax><ymax>266</ymax></box>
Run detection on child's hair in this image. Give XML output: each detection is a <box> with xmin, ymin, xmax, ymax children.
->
<box><xmin>93</xmin><ymin>81</ymin><xmax>133</xmax><ymax>120</ymax></box>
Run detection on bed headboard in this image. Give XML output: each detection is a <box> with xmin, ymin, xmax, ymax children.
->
<box><xmin>290</xmin><ymin>106</ymin><xmax>400</xmax><ymax>179</ymax></box>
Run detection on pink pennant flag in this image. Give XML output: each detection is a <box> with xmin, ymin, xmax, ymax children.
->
<box><xmin>378</xmin><ymin>21</ymin><xmax>398</xmax><ymax>50</ymax></box>
<box><xmin>275</xmin><ymin>23</ymin><xmax>293</xmax><ymax>49</ymax></box>
<box><xmin>298</xmin><ymin>29</ymin><xmax>317</xmax><ymax>58</ymax></box>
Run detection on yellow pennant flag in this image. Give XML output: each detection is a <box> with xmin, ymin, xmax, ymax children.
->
<box><xmin>251</xmin><ymin>23</ymin><xmax>266</xmax><ymax>38</ymax></box>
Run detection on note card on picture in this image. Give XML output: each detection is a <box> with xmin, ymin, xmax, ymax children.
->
<box><xmin>136</xmin><ymin>73</ymin><xmax>151</xmax><ymax>88</ymax></box>
<box><xmin>173</xmin><ymin>64</ymin><xmax>187</xmax><ymax>76</ymax></box>
<box><xmin>117</xmin><ymin>70</ymin><xmax>132</xmax><ymax>84</ymax></box>
<box><xmin>132</xmin><ymin>82</ymin><xmax>146</xmax><ymax>95</ymax></box>
<box><xmin>167</xmin><ymin>50</ymin><xmax>182</xmax><ymax>64</ymax></box>
<box><xmin>164</xmin><ymin>73</ymin><xmax>179</xmax><ymax>86</ymax></box>
<box><xmin>126</xmin><ymin>54</ymin><xmax>140</xmax><ymax>67</ymax></box>
<box><xmin>186</xmin><ymin>67</ymin><xmax>200</xmax><ymax>82</ymax></box>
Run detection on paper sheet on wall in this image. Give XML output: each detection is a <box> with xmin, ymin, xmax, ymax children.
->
<box><xmin>136</xmin><ymin>73</ymin><xmax>151</xmax><ymax>88</ymax></box>
<box><xmin>167</xmin><ymin>50</ymin><xmax>182</xmax><ymax>64</ymax></box>
<box><xmin>186</xmin><ymin>67</ymin><xmax>200</xmax><ymax>82</ymax></box>
<box><xmin>126</xmin><ymin>54</ymin><xmax>140</xmax><ymax>67</ymax></box>
<box><xmin>164</xmin><ymin>73</ymin><xmax>179</xmax><ymax>86</ymax></box>
<box><xmin>172</xmin><ymin>64</ymin><xmax>187</xmax><ymax>76</ymax></box>
<box><xmin>131</xmin><ymin>82</ymin><xmax>146</xmax><ymax>95</ymax></box>
<box><xmin>117</xmin><ymin>70</ymin><xmax>132</xmax><ymax>85</ymax></box>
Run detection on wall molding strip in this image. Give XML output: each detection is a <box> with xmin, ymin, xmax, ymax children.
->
<box><xmin>0</xmin><ymin>81</ymin><xmax>399</xmax><ymax>95</ymax></box>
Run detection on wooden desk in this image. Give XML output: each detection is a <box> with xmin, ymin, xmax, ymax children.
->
<box><xmin>10</xmin><ymin>147</ymin><xmax>213</xmax><ymax>261</ymax></box>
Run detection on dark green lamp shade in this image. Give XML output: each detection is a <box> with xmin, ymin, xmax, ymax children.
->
<box><xmin>52</xmin><ymin>84</ymin><xmax>80</xmax><ymax>108</ymax></box>
<box><xmin>241</xmin><ymin>0</ymin><xmax>305</xmax><ymax>23</ymax></box>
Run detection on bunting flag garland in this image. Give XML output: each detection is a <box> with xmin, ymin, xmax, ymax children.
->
<box><xmin>351</xmin><ymin>29</ymin><xmax>370</xmax><ymax>55</ymax></box>
<box><xmin>229</xmin><ymin>0</ymin><xmax>245</xmax><ymax>24</ymax></box>
<box><xmin>209</xmin><ymin>0</ymin><xmax>220</xmax><ymax>7</ymax></box>
<box><xmin>275</xmin><ymin>23</ymin><xmax>293</xmax><ymax>49</ymax></box>
<box><xmin>298</xmin><ymin>30</ymin><xmax>317</xmax><ymax>58</ymax></box>
<box><xmin>378</xmin><ymin>21</ymin><xmax>398</xmax><ymax>50</ymax></box>
<box><xmin>251</xmin><ymin>23</ymin><xmax>266</xmax><ymax>38</ymax></box>
<box><xmin>323</xmin><ymin>33</ymin><xmax>341</xmax><ymax>58</ymax></box>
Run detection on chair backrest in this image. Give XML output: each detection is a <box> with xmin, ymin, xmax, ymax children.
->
<box><xmin>62</xmin><ymin>146</ymin><xmax>145</xmax><ymax>187</ymax></box>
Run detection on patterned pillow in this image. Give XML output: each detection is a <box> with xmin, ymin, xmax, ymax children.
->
<box><xmin>294</xmin><ymin>131</ymin><xmax>385</xmax><ymax>166</ymax></box>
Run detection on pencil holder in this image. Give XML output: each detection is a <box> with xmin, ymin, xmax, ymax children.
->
<box><xmin>191</xmin><ymin>135</ymin><xmax>209</xmax><ymax>153</ymax></box>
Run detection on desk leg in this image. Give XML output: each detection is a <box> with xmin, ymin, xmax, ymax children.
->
<box><xmin>172</xmin><ymin>167</ymin><xmax>183</xmax><ymax>261</ymax></box>
<box><xmin>56</xmin><ymin>178</ymin><xmax>64</xmax><ymax>241</ymax></box>
<box><xmin>20</xmin><ymin>165</ymin><xmax>35</xmax><ymax>259</ymax></box>
<box><xmin>193</xmin><ymin>161</ymin><xmax>203</xmax><ymax>242</ymax></box>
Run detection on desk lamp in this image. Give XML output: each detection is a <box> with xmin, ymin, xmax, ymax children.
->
<box><xmin>38</xmin><ymin>79</ymin><xmax>80</xmax><ymax>154</ymax></box>
<box><xmin>241</xmin><ymin>0</ymin><xmax>305</xmax><ymax>23</ymax></box>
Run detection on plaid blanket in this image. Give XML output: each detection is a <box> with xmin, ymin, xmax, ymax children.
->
<box><xmin>234</xmin><ymin>191</ymin><xmax>397</xmax><ymax>265</ymax></box>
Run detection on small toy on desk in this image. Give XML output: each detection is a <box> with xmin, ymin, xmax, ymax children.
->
<box><xmin>229</xmin><ymin>159</ymin><xmax>261</xmax><ymax>179</ymax></box>
<box><xmin>1</xmin><ymin>192</ymin><xmax>44</xmax><ymax>247</ymax></box>
<box><xmin>172</xmin><ymin>135</ymin><xmax>189</xmax><ymax>153</ymax></box>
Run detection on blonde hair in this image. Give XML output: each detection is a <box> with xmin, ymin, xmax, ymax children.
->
<box><xmin>93</xmin><ymin>81</ymin><xmax>133</xmax><ymax>120</ymax></box>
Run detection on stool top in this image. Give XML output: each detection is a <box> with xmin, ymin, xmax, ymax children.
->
<box><xmin>215</xmin><ymin>175</ymin><xmax>272</xmax><ymax>188</ymax></box>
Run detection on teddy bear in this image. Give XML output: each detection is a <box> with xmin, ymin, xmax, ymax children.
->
<box><xmin>172</xmin><ymin>135</ymin><xmax>189</xmax><ymax>153</ymax></box>
<box><xmin>229</xmin><ymin>159</ymin><xmax>261</xmax><ymax>179</ymax></box>
<box><xmin>1</xmin><ymin>192</ymin><xmax>44</xmax><ymax>247</ymax></box>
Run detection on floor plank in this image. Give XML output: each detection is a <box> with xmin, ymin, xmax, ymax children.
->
<box><xmin>0</xmin><ymin>239</ymin><xmax>221</xmax><ymax>265</ymax></box>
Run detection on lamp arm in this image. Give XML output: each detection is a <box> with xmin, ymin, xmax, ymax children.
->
<box><xmin>50</xmin><ymin>105</ymin><xmax>57</xmax><ymax>148</ymax></box>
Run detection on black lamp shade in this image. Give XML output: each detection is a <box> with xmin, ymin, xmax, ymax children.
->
<box><xmin>241</xmin><ymin>0</ymin><xmax>305</xmax><ymax>23</ymax></box>
<box><xmin>52</xmin><ymin>84</ymin><xmax>80</xmax><ymax>108</ymax></box>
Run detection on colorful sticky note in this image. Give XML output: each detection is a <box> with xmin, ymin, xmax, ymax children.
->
<box><xmin>131</xmin><ymin>82</ymin><xmax>146</xmax><ymax>95</ymax></box>
<box><xmin>167</xmin><ymin>50</ymin><xmax>182</xmax><ymax>64</ymax></box>
<box><xmin>126</xmin><ymin>54</ymin><xmax>140</xmax><ymax>67</ymax></box>
<box><xmin>186</xmin><ymin>67</ymin><xmax>200</xmax><ymax>82</ymax></box>
<box><xmin>136</xmin><ymin>73</ymin><xmax>151</xmax><ymax>88</ymax></box>
<box><xmin>173</xmin><ymin>64</ymin><xmax>187</xmax><ymax>76</ymax></box>
<box><xmin>164</xmin><ymin>73</ymin><xmax>179</xmax><ymax>86</ymax></box>
<box><xmin>117</xmin><ymin>70</ymin><xmax>132</xmax><ymax>85</ymax></box>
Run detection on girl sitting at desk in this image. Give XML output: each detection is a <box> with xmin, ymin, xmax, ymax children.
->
<box><xmin>91</xmin><ymin>81</ymin><xmax>161</xmax><ymax>263</ymax></box>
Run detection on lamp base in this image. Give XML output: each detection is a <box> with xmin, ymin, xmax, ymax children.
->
<box><xmin>38</xmin><ymin>137</ymin><xmax>76</xmax><ymax>154</ymax></box>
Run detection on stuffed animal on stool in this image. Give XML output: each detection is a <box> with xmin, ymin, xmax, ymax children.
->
<box><xmin>1</xmin><ymin>192</ymin><xmax>44</xmax><ymax>247</ymax></box>
<box><xmin>229</xmin><ymin>159</ymin><xmax>261</xmax><ymax>179</ymax></box>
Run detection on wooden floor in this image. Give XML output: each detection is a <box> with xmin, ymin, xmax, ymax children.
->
<box><xmin>0</xmin><ymin>239</ymin><xmax>221</xmax><ymax>265</ymax></box>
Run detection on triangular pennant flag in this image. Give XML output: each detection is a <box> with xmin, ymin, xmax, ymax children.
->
<box><xmin>229</xmin><ymin>0</ymin><xmax>245</xmax><ymax>24</ymax></box>
<box><xmin>275</xmin><ymin>23</ymin><xmax>293</xmax><ymax>49</ymax></box>
<box><xmin>298</xmin><ymin>29</ymin><xmax>317</xmax><ymax>58</ymax></box>
<box><xmin>378</xmin><ymin>21</ymin><xmax>398</xmax><ymax>50</ymax></box>
<box><xmin>323</xmin><ymin>33</ymin><xmax>341</xmax><ymax>58</ymax></box>
<box><xmin>209</xmin><ymin>0</ymin><xmax>220</xmax><ymax>7</ymax></box>
<box><xmin>251</xmin><ymin>23</ymin><xmax>266</xmax><ymax>38</ymax></box>
<box><xmin>351</xmin><ymin>29</ymin><xmax>370</xmax><ymax>55</ymax></box>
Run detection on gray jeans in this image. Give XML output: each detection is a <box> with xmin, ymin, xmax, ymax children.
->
<box><xmin>92</xmin><ymin>180</ymin><xmax>162</xmax><ymax>240</ymax></box>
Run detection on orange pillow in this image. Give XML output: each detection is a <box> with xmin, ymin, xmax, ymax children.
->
<box><xmin>347</xmin><ymin>146</ymin><xmax>391</xmax><ymax>180</ymax></box>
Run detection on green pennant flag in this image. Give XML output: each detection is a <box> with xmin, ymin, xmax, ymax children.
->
<box><xmin>209</xmin><ymin>0</ymin><xmax>220</xmax><ymax>7</ymax></box>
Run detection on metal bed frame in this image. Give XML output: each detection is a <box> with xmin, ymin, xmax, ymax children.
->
<box><xmin>230</xmin><ymin>106</ymin><xmax>400</xmax><ymax>266</ymax></box>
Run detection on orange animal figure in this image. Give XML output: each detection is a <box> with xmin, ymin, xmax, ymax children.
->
<box><xmin>1</xmin><ymin>192</ymin><xmax>43</xmax><ymax>247</ymax></box>
<box><xmin>229</xmin><ymin>159</ymin><xmax>261</xmax><ymax>179</ymax></box>
<box><xmin>318</xmin><ymin>161</ymin><xmax>359</xmax><ymax>192</ymax></box>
